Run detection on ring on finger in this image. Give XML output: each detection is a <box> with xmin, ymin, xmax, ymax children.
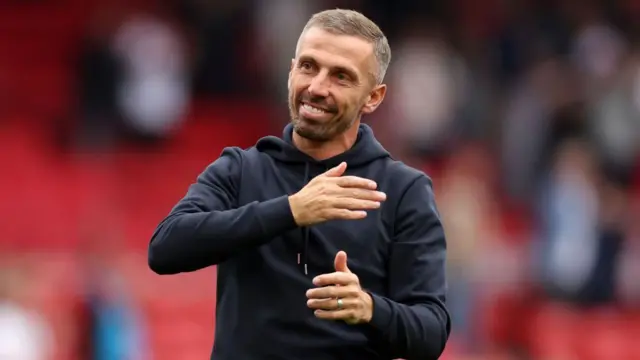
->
<box><xmin>337</xmin><ymin>298</ymin><xmax>343</xmax><ymax>309</ymax></box>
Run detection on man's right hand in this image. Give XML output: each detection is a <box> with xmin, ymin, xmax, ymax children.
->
<box><xmin>288</xmin><ymin>162</ymin><xmax>387</xmax><ymax>227</ymax></box>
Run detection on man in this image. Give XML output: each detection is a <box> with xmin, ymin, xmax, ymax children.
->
<box><xmin>149</xmin><ymin>9</ymin><xmax>450</xmax><ymax>360</ymax></box>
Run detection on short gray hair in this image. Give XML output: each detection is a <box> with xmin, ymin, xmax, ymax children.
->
<box><xmin>296</xmin><ymin>9</ymin><xmax>391</xmax><ymax>84</ymax></box>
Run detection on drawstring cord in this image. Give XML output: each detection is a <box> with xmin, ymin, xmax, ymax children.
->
<box><xmin>298</xmin><ymin>163</ymin><xmax>311</xmax><ymax>275</ymax></box>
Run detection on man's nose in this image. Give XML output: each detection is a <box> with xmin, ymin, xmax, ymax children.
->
<box><xmin>307</xmin><ymin>71</ymin><xmax>330</xmax><ymax>98</ymax></box>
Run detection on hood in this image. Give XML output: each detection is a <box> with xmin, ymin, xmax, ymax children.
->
<box><xmin>256</xmin><ymin>123</ymin><xmax>391</xmax><ymax>168</ymax></box>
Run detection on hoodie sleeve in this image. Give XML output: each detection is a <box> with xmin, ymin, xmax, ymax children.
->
<box><xmin>366</xmin><ymin>175</ymin><xmax>451</xmax><ymax>360</ymax></box>
<box><xmin>148</xmin><ymin>148</ymin><xmax>298</xmax><ymax>275</ymax></box>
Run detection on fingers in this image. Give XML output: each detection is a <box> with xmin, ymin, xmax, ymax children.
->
<box><xmin>306</xmin><ymin>297</ymin><xmax>358</xmax><ymax>310</ymax></box>
<box><xmin>333</xmin><ymin>176</ymin><xmax>378</xmax><ymax>190</ymax></box>
<box><xmin>310</xmin><ymin>273</ymin><xmax>359</xmax><ymax>288</ymax></box>
<box><xmin>324</xmin><ymin>209</ymin><xmax>368</xmax><ymax>221</ymax></box>
<box><xmin>306</xmin><ymin>274</ymin><xmax>364</xmax><ymax>324</ymax></box>
<box><xmin>313</xmin><ymin>309</ymin><xmax>355</xmax><ymax>321</ymax></box>
<box><xmin>337</xmin><ymin>187</ymin><xmax>387</xmax><ymax>202</ymax></box>
<box><xmin>323</xmin><ymin>182</ymin><xmax>386</xmax><ymax>218</ymax></box>
<box><xmin>332</xmin><ymin>198</ymin><xmax>381</xmax><ymax>210</ymax></box>
<box><xmin>320</xmin><ymin>196</ymin><xmax>383</xmax><ymax>221</ymax></box>
<box><xmin>320</xmin><ymin>162</ymin><xmax>347</xmax><ymax>177</ymax></box>
<box><xmin>333</xmin><ymin>251</ymin><xmax>350</xmax><ymax>273</ymax></box>
<box><xmin>303</xmin><ymin>170</ymin><xmax>386</xmax><ymax>224</ymax></box>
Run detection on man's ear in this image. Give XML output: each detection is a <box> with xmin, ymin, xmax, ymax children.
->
<box><xmin>360</xmin><ymin>84</ymin><xmax>387</xmax><ymax>115</ymax></box>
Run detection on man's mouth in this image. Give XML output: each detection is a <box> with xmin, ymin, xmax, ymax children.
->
<box><xmin>299</xmin><ymin>102</ymin><xmax>335</xmax><ymax>121</ymax></box>
<box><xmin>301</xmin><ymin>103</ymin><xmax>329</xmax><ymax>114</ymax></box>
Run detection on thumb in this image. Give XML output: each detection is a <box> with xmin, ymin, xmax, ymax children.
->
<box><xmin>334</xmin><ymin>251</ymin><xmax>351</xmax><ymax>273</ymax></box>
<box><xmin>320</xmin><ymin>162</ymin><xmax>347</xmax><ymax>177</ymax></box>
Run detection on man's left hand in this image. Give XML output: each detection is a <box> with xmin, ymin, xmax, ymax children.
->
<box><xmin>306</xmin><ymin>251</ymin><xmax>373</xmax><ymax>324</ymax></box>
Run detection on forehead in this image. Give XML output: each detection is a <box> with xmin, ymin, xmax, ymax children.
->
<box><xmin>297</xmin><ymin>27</ymin><xmax>375</xmax><ymax>75</ymax></box>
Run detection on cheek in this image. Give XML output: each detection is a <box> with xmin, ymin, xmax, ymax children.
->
<box><xmin>288</xmin><ymin>89</ymin><xmax>299</xmax><ymax>107</ymax></box>
<box><xmin>342</xmin><ymin>96</ymin><xmax>364</xmax><ymax>113</ymax></box>
<box><xmin>289</xmin><ymin>83</ymin><xmax>305</xmax><ymax>101</ymax></box>
<box><xmin>357</xmin><ymin>95</ymin><xmax>371</xmax><ymax>111</ymax></box>
<box><xmin>289</xmin><ymin>75</ymin><xmax>308</xmax><ymax>95</ymax></box>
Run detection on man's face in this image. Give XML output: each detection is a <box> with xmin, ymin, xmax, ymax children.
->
<box><xmin>288</xmin><ymin>27</ymin><xmax>385</xmax><ymax>142</ymax></box>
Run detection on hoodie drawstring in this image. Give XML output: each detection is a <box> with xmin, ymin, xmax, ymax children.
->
<box><xmin>298</xmin><ymin>163</ymin><xmax>311</xmax><ymax>275</ymax></box>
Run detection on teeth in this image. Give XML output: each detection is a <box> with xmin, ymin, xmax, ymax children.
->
<box><xmin>302</xmin><ymin>104</ymin><xmax>326</xmax><ymax>114</ymax></box>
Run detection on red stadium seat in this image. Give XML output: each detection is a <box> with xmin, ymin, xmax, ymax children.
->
<box><xmin>528</xmin><ymin>303</ymin><xmax>581</xmax><ymax>359</ymax></box>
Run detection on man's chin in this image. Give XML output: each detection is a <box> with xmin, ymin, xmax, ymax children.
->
<box><xmin>293</xmin><ymin>121</ymin><xmax>332</xmax><ymax>142</ymax></box>
<box><xmin>297</xmin><ymin>113</ymin><xmax>333</xmax><ymax>125</ymax></box>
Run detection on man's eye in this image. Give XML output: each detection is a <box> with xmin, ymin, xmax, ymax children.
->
<box><xmin>300</xmin><ymin>62</ymin><xmax>312</xmax><ymax>70</ymax></box>
<box><xmin>336</xmin><ymin>73</ymin><xmax>349</xmax><ymax>81</ymax></box>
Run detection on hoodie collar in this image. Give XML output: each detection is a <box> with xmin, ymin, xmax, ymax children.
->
<box><xmin>256</xmin><ymin>123</ymin><xmax>391</xmax><ymax>167</ymax></box>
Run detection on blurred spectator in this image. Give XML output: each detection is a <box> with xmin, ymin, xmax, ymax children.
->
<box><xmin>438</xmin><ymin>145</ymin><xmax>501</xmax><ymax>352</ymax></box>
<box><xmin>112</xmin><ymin>4</ymin><xmax>190</xmax><ymax>145</ymax></box>
<box><xmin>175</xmin><ymin>0</ymin><xmax>253</xmax><ymax>96</ymax></box>
<box><xmin>74</xmin><ymin>5</ymin><xmax>124</xmax><ymax>152</ymax></box>
<box><xmin>388</xmin><ymin>17</ymin><xmax>468</xmax><ymax>159</ymax></box>
<box><xmin>0</xmin><ymin>266</ymin><xmax>53</xmax><ymax>360</ymax></box>
<box><xmin>587</xmin><ymin>50</ymin><xmax>640</xmax><ymax>179</ymax></box>
<box><xmin>439</xmin><ymin>144</ymin><xmax>528</xmax><ymax>355</ymax></box>
<box><xmin>567</xmin><ymin>0</ymin><xmax>627</xmax><ymax>94</ymax></box>
<box><xmin>618</xmin><ymin>199</ymin><xmax>640</xmax><ymax>306</ymax></box>
<box><xmin>255</xmin><ymin>0</ymin><xmax>322</xmax><ymax>104</ymax></box>
<box><xmin>501</xmin><ymin>56</ymin><xmax>580</xmax><ymax>204</ymax></box>
<box><xmin>74</xmin><ymin>226</ymin><xmax>150</xmax><ymax>360</ymax></box>
<box><xmin>538</xmin><ymin>138</ymin><xmax>625</xmax><ymax>306</ymax></box>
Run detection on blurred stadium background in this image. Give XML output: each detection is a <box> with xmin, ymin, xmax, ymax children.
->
<box><xmin>1</xmin><ymin>0</ymin><xmax>640</xmax><ymax>359</ymax></box>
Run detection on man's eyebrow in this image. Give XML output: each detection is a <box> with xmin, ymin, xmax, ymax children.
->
<box><xmin>297</xmin><ymin>55</ymin><xmax>360</xmax><ymax>80</ymax></box>
<box><xmin>297</xmin><ymin>55</ymin><xmax>316</xmax><ymax>64</ymax></box>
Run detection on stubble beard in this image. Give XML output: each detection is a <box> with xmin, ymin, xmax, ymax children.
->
<box><xmin>288</xmin><ymin>98</ymin><xmax>358</xmax><ymax>142</ymax></box>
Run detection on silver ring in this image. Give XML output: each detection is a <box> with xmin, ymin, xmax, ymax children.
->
<box><xmin>336</xmin><ymin>298</ymin><xmax>343</xmax><ymax>309</ymax></box>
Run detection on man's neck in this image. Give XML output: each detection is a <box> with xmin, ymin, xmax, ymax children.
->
<box><xmin>292</xmin><ymin>121</ymin><xmax>360</xmax><ymax>161</ymax></box>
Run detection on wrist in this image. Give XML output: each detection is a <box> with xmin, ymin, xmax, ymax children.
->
<box><xmin>288</xmin><ymin>194</ymin><xmax>306</xmax><ymax>227</ymax></box>
<box><xmin>288</xmin><ymin>195</ymin><xmax>299</xmax><ymax>226</ymax></box>
<box><xmin>361</xmin><ymin>290</ymin><xmax>374</xmax><ymax>323</ymax></box>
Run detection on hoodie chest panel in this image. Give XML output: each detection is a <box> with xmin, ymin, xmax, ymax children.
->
<box><xmin>308</xmin><ymin>215</ymin><xmax>390</xmax><ymax>289</ymax></box>
<box><xmin>236</xmin><ymin>154</ymin><xmax>395</xmax><ymax>291</ymax></box>
<box><xmin>237</xmin><ymin>158</ymin><xmax>307</xmax><ymax>203</ymax></box>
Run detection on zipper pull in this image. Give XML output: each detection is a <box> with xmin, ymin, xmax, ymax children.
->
<box><xmin>297</xmin><ymin>253</ymin><xmax>301</xmax><ymax>264</ymax></box>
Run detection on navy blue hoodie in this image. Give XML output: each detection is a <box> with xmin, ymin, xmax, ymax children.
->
<box><xmin>148</xmin><ymin>124</ymin><xmax>450</xmax><ymax>360</ymax></box>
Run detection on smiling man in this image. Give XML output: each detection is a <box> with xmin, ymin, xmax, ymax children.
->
<box><xmin>148</xmin><ymin>9</ymin><xmax>450</xmax><ymax>360</ymax></box>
